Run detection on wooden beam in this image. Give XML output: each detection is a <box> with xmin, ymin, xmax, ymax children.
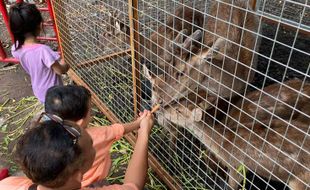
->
<box><xmin>262</xmin><ymin>17</ymin><xmax>310</xmax><ymax>37</ymax></box>
<box><xmin>128</xmin><ymin>0</ymin><xmax>141</xmax><ymax>116</ymax></box>
<box><xmin>77</xmin><ymin>49</ymin><xmax>131</xmax><ymax>68</ymax></box>
<box><xmin>251</xmin><ymin>0</ymin><xmax>257</xmax><ymax>10</ymax></box>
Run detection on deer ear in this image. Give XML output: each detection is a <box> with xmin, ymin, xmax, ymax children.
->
<box><xmin>182</xmin><ymin>29</ymin><xmax>203</xmax><ymax>50</ymax></box>
<box><xmin>115</xmin><ymin>20</ymin><xmax>121</xmax><ymax>32</ymax></box>
<box><xmin>191</xmin><ymin>107</ymin><xmax>203</xmax><ymax>122</ymax></box>
<box><xmin>203</xmin><ymin>37</ymin><xmax>226</xmax><ymax>62</ymax></box>
<box><xmin>142</xmin><ymin>64</ymin><xmax>155</xmax><ymax>83</ymax></box>
<box><xmin>169</xmin><ymin>29</ymin><xmax>189</xmax><ymax>54</ymax></box>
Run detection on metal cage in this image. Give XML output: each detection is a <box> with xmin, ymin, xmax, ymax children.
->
<box><xmin>51</xmin><ymin>0</ymin><xmax>310</xmax><ymax>189</ymax></box>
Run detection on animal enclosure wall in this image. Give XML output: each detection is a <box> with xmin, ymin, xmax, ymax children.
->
<box><xmin>51</xmin><ymin>0</ymin><xmax>310</xmax><ymax>189</ymax></box>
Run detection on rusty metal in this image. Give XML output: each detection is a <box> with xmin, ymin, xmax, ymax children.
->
<box><xmin>251</xmin><ymin>0</ymin><xmax>257</xmax><ymax>10</ymax></box>
<box><xmin>128</xmin><ymin>0</ymin><xmax>141</xmax><ymax>116</ymax></box>
<box><xmin>37</xmin><ymin>36</ymin><xmax>58</xmax><ymax>41</ymax></box>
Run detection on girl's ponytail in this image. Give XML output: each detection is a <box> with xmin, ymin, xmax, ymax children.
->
<box><xmin>9</xmin><ymin>5</ymin><xmax>25</xmax><ymax>49</ymax></box>
<box><xmin>9</xmin><ymin>3</ymin><xmax>43</xmax><ymax>50</ymax></box>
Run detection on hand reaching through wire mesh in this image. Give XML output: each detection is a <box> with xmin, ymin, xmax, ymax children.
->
<box><xmin>138</xmin><ymin>110</ymin><xmax>154</xmax><ymax>137</ymax></box>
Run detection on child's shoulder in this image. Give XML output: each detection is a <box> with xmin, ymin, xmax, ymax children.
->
<box><xmin>12</xmin><ymin>43</ymin><xmax>53</xmax><ymax>52</ymax></box>
<box><xmin>25</xmin><ymin>43</ymin><xmax>51</xmax><ymax>51</ymax></box>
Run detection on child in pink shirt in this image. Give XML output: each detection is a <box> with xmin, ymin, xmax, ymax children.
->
<box><xmin>9</xmin><ymin>2</ymin><xmax>69</xmax><ymax>103</ymax></box>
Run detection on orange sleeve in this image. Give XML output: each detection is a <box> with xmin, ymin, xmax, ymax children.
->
<box><xmin>81</xmin><ymin>124</ymin><xmax>125</xmax><ymax>187</ymax></box>
<box><xmin>0</xmin><ymin>176</ymin><xmax>32</xmax><ymax>190</ymax></box>
<box><xmin>81</xmin><ymin>183</ymin><xmax>139</xmax><ymax>190</ymax></box>
<box><xmin>87</xmin><ymin>124</ymin><xmax>125</xmax><ymax>142</ymax></box>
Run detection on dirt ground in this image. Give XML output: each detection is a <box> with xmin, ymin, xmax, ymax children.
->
<box><xmin>0</xmin><ymin>65</ymin><xmax>33</xmax><ymax>103</ymax></box>
<box><xmin>0</xmin><ymin>64</ymin><xmax>34</xmax><ymax>167</ymax></box>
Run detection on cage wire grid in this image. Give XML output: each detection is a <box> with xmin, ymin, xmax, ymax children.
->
<box><xmin>51</xmin><ymin>0</ymin><xmax>310</xmax><ymax>189</ymax></box>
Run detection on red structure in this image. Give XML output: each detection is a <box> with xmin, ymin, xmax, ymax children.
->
<box><xmin>0</xmin><ymin>0</ymin><xmax>59</xmax><ymax>64</ymax></box>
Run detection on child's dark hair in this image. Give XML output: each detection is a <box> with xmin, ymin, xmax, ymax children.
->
<box><xmin>9</xmin><ymin>2</ymin><xmax>43</xmax><ymax>49</ymax></box>
<box><xmin>15</xmin><ymin>120</ymin><xmax>82</xmax><ymax>187</ymax></box>
<box><xmin>45</xmin><ymin>85</ymin><xmax>91</xmax><ymax>121</ymax></box>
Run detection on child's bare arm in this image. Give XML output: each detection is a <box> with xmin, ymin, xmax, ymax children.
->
<box><xmin>124</xmin><ymin>111</ymin><xmax>154</xmax><ymax>190</ymax></box>
<box><xmin>122</xmin><ymin>120</ymin><xmax>140</xmax><ymax>134</ymax></box>
<box><xmin>122</xmin><ymin>110</ymin><xmax>150</xmax><ymax>134</ymax></box>
<box><xmin>51</xmin><ymin>59</ymin><xmax>70</xmax><ymax>75</ymax></box>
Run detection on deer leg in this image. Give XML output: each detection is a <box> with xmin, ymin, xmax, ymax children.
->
<box><xmin>228</xmin><ymin>168</ymin><xmax>242</xmax><ymax>190</ymax></box>
<box><xmin>168</xmin><ymin>125</ymin><xmax>178</xmax><ymax>152</ymax></box>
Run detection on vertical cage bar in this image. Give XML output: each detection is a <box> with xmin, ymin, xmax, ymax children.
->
<box><xmin>46</xmin><ymin>0</ymin><xmax>60</xmax><ymax>47</ymax></box>
<box><xmin>128</xmin><ymin>0</ymin><xmax>141</xmax><ymax>115</ymax></box>
<box><xmin>0</xmin><ymin>0</ymin><xmax>14</xmax><ymax>43</ymax></box>
<box><xmin>251</xmin><ymin>0</ymin><xmax>257</xmax><ymax>10</ymax></box>
<box><xmin>0</xmin><ymin>40</ymin><xmax>7</xmax><ymax>59</ymax></box>
<box><xmin>49</xmin><ymin>0</ymin><xmax>310</xmax><ymax>189</ymax></box>
<box><xmin>51</xmin><ymin>0</ymin><xmax>73</xmax><ymax>64</ymax></box>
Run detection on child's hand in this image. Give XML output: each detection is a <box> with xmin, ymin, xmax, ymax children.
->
<box><xmin>138</xmin><ymin>111</ymin><xmax>154</xmax><ymax>136</ymax></box>
<box><xmin>136</xmin><ymin>110</ymin><xmax>148</xmax><ymax>124</ymax></box>
<box><xmin>123</xmin><ymin>110</ymin><xmax>151</xmax><ymax>134</ymax></box>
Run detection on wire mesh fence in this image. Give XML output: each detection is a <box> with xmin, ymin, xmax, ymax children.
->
<box><xmin>51</xmin><ymin>0</ymin><xmax>310</xmax><ymax>189</ymax></box>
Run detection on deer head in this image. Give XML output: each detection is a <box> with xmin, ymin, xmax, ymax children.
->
<box><xmin>143</xmin><ymin>30</ymin><xmax>236</xmax><ymax>107</ymax></box>
<box><xmin>143</xmin><ymin>29</ymin><xmax>207</xmax><ymax>106</ymax></box>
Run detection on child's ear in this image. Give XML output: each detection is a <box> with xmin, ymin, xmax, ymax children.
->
<box><xmin>76</xmin><ymin>118</ymin><xmax>84</xmax><ymax>128</ymax></box>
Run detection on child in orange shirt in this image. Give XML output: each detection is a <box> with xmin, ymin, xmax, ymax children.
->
<box><xmin>0</xmin><ymin>109</ymin><xmax>154</xmax><ymax>190</ymax></box>
<box><xmin>0</xmin><ymin>85</ymin><xmax>152</xmax><ymax>189</ymax></box>
<box><xmin>44</xmin><ymin>85</ymin><xmax>152</xmax><ymax>186</ymax></box>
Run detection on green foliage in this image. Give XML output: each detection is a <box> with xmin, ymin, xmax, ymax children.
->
<box><xmin>0</xmin><ymin>97</ymin><xmax>43</xmax><ymax>172</ymax></box>
<box><xmin>237</xmin><ymin>163</ymin><xmax>247</xmax><ymax>190</ymax></box>
<box><xmin>90</xmin><ymin>112</ymin><xmax>167</xmax><ymax>189</ymax></box>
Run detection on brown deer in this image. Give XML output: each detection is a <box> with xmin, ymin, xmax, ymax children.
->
<box><xmin>226</xmin><ymin>79</ymin><xmax>310</xmax><ymax>128</ymax></box>
<box><xmin>161</xmin><ymin>102</ymin><xmax>310</xmax><ymax>190</ymax></box>
<box><xmin>144</xmin><ymin>0</ymin><xmax>261</xmax><ymax>107</ymax></box>
<box><xmin>155</xmin><ymin>79</ymin><xmax>310</xmax><ymax>189</ymax></box>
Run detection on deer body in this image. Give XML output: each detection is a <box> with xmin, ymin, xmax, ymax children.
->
<box><xmin>227</xmin><ymin>79</ymin><xmax>310</xmax><ymax>128</ymax></box>
<box><xmin>157</xmin><ymin>79</ymin><xmax>310</xmax><ymax>189</ymax></box>
<box><xmin>139</xmin><ymin>2</ymin><xmax>308</xmax><ymax>189</ymax></box>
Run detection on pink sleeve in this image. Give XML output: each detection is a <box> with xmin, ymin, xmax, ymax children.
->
<box><xmin>82</xmin><ymin>183</ymin><xmax>139</xmax><ymax>190</ymax></box>
<box><xmin>41</xmin><ymin>45</ymin><xmax>61</xmax><ymax>68</ymax></box>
